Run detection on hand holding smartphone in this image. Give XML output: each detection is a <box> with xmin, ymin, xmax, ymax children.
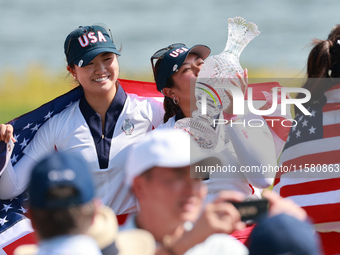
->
<box><xmin>230</xmin><ymin>199</ymin><xmax>269</xmax><ymax>223</ymax></box>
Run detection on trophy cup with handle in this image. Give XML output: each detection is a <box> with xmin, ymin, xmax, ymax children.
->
<box><xmin>174</xmin><ymin>17</ymin><xmax>260</xmax><ymax>149</ymax></box>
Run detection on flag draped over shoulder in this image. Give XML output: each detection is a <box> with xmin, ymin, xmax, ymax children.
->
<box><xmin>273</xmin><ymin>84</ymin><xmax>340</xmax><ymax>233</ymax></box>
<box><xmin>0</xmin><ymin>79</ymin><xmax>163</xmax><ymax>255</ymax></box>
<box><xmin>0</xmin><ymin>80</ymin><xmax>288</xmax><ymax>254</ymax></box>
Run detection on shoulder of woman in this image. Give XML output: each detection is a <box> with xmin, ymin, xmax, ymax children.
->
<box><xmin>126</xmin><ymin>94</ymin><xmax>162</xmax><ymax>111</ymax></box>
<box><xmin>126</xmin><ymin>94</ymin><xmax>164</xmax><ymax>126</ymax></box>
<box><xmin>39</xmin><ymin>101</ymin><xmax>80</xmax><ymax>130</ymax></box>
<box><xmin>49</xmin><ymin>100</ymin><xmax>80</xmax><ymax>122</ymax></box>
<box><xmin>156</xmin><ymin>116</ymin><xmax>175</xmax><ymax>130</ymax></box>
<box><xmin>127</xmin><ymin>93</ymin><xmax>162</xmax><ymax>103</ymax></box>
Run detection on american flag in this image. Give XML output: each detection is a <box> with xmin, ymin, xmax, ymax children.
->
<box><xmin>0</xmin><ymin>79</ymin><xmax>163</xmax><ymax>255</ymax></box>
<box><xmin>0</xmin><ymin>80</ymin><xmax>289</xmax><ymax>254</ymax></box>
<box><xmin>273</xmin><ymin>83</ymin><xmax>340</xmax><ymax>233</ymax></box>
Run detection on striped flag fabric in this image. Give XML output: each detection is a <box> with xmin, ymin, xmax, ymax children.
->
<box><xmin>0</xmin><ymin>79</ymin><xmax>163</xmax><ymax>255</ymax></box>
<box><xmin>273</xmin><ymin>84</ymin><xmax>340</xmax><ymax>233</ymax></box>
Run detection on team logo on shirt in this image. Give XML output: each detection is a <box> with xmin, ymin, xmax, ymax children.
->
<box><xmin>121</xmin><ymin>119</ymin><xmax>134</xmax><ymax>135</ymax></box>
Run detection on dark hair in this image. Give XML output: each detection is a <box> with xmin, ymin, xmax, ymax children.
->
<box><xmin>153</xmin><ymin>59</ymin><xmax>182</xmax><ymax>123</ymax></box>
<box><xmin>296</xmin><ymin>24</ymin><xmax>340</xmax><ymax>105</ymax></box>
<box><xmin>30</xmin><ymin>186</ymin><xmax>95</xmax><ymax>239</ymax></box>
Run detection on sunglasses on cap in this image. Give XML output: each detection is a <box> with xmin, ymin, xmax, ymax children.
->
<box><xmin>150</xmin><ymin>43</ymin><xmax>186</xmax><ymax>77</ymax></box>
<box><xmin>65</xmin><ymin>23</ymin><xmax>114</xmax><ymax>60</ymax></box>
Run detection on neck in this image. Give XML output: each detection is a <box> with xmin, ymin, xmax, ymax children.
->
<box><xmin>83</xmin><ymin>83</ymin><xmax>118</xmax><ymax>123</ymax></box>
<box><xmin>181</xmin><ymin>107</ymin><xmax>198</xmax><ymax>118</ymax></box>
<box><xmin>181</xmin><ymin>108</ymin><xmax>190</xmax><ymax>118</ymax></box>
<box><xmin>183</xmin><ymin>98</ymin><xmax>198</xmax><ymax>118</ymax></box>
<box><xmin>136</xmin><ymin>211</ymin><xmax>185</xmax><ymax>243</ymax></box>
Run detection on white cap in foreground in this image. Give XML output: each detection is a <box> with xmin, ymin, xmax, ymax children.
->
<box><xmin>125</xmin><ymin>129</ymin><xmax>221</xmax><ymax>187</ymax></box>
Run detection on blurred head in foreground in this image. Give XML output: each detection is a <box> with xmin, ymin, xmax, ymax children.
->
<box><xmin>23</xmin><ymin>152</ymin><xmax>155</xmax><ymax>255</ymax></box>
<box><xmin>125</xmin><ymin>129</ymin><xmax>220</xmax><ymax>234</ymax></box>
<box><xmin>28</xmin><ymin>151</ymin><xmax>97</xmax><ymax>240</ymax></box>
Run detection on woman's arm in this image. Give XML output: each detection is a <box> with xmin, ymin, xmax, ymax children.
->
<box><xmin>0</xmin><ymin>153</ymin><xmax>37</xmax><ymax>199</ymax></box>
<box><xmin>0</xmin><ymin>120</ymin><xmax>56</xmax><ymax>199</ymax></box>
<box><xmin>0</xmin><ymin>124</ymin><xmax>38</xmax><ymax>199</ymax></box>
<box><xmin>222</xmin><ymin>72</ymin><xmax>277</xmax><ymax>189</ymax></box>
<box><xmin>226</xmin><ymin>113</ymin><xmax>277</xmax><ymax>189</ymax></box>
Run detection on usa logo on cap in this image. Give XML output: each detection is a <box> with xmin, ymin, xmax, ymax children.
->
<box><xmin>169</xmin><ymin>47</ymin><xmax>189</xmax><ymax>58</ymax></box>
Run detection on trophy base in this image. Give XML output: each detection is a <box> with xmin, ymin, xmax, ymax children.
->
<box><xmin>174</xmin><ymin>118</ymin><xmax>218</xmax><ymax>150</ymax></box>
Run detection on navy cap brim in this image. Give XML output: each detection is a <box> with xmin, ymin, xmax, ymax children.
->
<box><xmin>188</xmin><ymin>45</ymin><xmax>211</xmax><ymax>62</ymax></box>
<box><xmin>73</xmin><ymin>47</ymin><xmax>121</xmax><ymax>67</ymax></box>
<box><xmin>173</xmin><ymin>45</ymin><xmax>211</xmax><ymax>74</ymax></box>
<box><xmin>155</xmin><ymin>44</ymin><xmax>211</xmax><ymax>92</ymax></box>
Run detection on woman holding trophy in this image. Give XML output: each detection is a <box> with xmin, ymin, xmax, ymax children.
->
<box><xmin>151</xmin><ymin>17</ymin><xmax>278</xmax><ymax>202</ymax></box>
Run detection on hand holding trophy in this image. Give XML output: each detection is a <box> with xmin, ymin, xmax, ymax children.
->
<box><xmin>175</xmin><ymin>17</ymin><xmax>260</xmax><ymax>149</ymax></box>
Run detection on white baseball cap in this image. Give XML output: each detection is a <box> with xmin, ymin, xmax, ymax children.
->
<box><xmin>125</xmin><ymin>128</ymin><xmax>221</xmax><ymax>187</ymax></box>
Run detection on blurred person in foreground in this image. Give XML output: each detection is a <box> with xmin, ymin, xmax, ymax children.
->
<box><xmin>122</xmin><ymin>128</ymin><xmax>250</xmax><ymax>255</ymax></box>
<box><xmin>26</xmin><ymin>152</ymin><xmax>102</xmax><ymax>255</ymax></box>
<box><xmin>20</xmin><ymin>152</ymin><xmax>155</xmax><ymax>255</ymax></box>
<box><xmin>123</xmin><ymin>128</ymin><xmax>322</xmax><ymax>255</ymax></box>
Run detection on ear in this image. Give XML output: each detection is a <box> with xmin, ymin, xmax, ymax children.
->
<box><xmin>162</xmin><ymin>87</ymin><xmax>177</xmax><ymax>100</ymax></box>
<box><xmin>132</xmin><ymin>176</ymin><xmax>148</xmax><ymax>201</ymax></box>
<box><xmin>67</xmin><ymin>65</ymin><xmax>76</xmax><ymax>77</ymax></box>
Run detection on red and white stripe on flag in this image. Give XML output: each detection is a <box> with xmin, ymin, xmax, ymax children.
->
<box><xmin>1</xmin><ymin>218</ymin><xmax>36</xmax><ymax>255</ymax></box>
<box><xmin>273</xmin><ymin>84</ymin><xmax>340</xmax><ymax>233</ymax></box>
<box><xmin>119</xmin><ymin>79</ymin><xmax>164</xmax><ymax>101</ymax></box>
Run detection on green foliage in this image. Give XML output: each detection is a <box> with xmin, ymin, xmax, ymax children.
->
<box><xmin>0</xmin><ymin>65</ymin><xmax>75</xmax><ymax>123</ymax></box>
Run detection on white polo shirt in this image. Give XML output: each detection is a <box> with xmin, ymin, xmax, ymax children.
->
<box><xmin>23</xmin><ymin>86</ymin><xmax>164</xmax><ymax>214</ymax></box>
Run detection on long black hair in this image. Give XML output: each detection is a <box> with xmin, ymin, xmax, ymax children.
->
<box><xmin>297</xmin><ymin>25</ymin><xmax>340</xmax><ymax>101</ymax></box>
<box><xmin>153</xmin><ymin>59</ymin><xmax>182</xmax><ymax>123</ymax></box>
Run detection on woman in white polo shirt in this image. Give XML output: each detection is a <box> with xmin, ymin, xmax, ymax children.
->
<box><xmin>0</xmin><ymin>24</ymin><xmax>164</xmax><ymax>215</ymax></box>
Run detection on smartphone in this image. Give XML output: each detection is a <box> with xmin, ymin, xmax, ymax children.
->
<box><xmin>231</xmin><ymin>199</ymin><xmax>269</xmax><ymax>223</ymax></box>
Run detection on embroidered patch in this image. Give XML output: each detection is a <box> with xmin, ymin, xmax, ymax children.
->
<box><xmin>121</xmin><ymin>119</ymin><xmax>134</xmax><ymax>135</ymax></box>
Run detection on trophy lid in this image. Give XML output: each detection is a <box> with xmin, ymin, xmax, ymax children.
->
<box><xmin>224</xmin><ymin>17</ymin><xmax>260</xmax><ymax>58</ymax></box>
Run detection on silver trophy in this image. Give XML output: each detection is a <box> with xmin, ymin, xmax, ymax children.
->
<box><xmin>174</xmin><ymin>17</ymin><xmax>260</xmax><ymax>149</ymax></box>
